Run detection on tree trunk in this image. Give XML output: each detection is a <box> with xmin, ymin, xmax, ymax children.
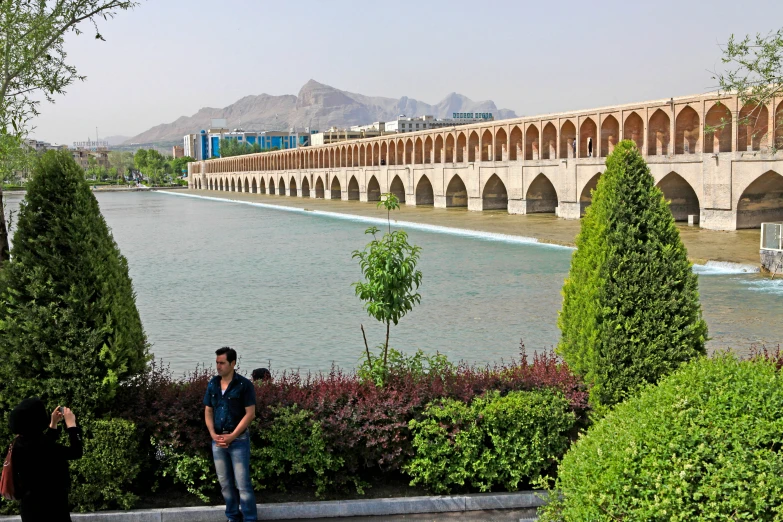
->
<box><xmin>383</xmin><ymin>321</ymin><xmax>390</xmax><ymax>369</ymax></box>
<box><xmin>0</xmin><ymin>186</ymin><xmax>9</xmax><ymax>265</ymax></box>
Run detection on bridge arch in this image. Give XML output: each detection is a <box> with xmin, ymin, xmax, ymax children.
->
<box><xmin>736</xmin><ymin>170</ymin><xmax>783</xmax><ymax>228</ymax></box>
<box><xmin>657</xmin><ymin>171</ymin><xmax>700</xmax><ymax>222</ymax></box>
<box><xmin>415</xmin><ymin>175</ymin><xmax>434</xmax><ymax>205</ymax></box>
<box><xmin>705</xmin><ymin>102</ymin><xmax>732</xmax><ymax>153</ymax></box>
<box><xmin>481</xmin><ymin>129</ymin><xmax>493</xmax><ymax>161</ymax></box>
<box><xmin>675</xmin><ymin>106</ymin><xmax>700</xmax><ymax>154</ymax></box>
<box><xmin>526</xmin><ymin>173</ymin><xmax>558</xmax><ymax>213</ymax></box>
<box><xmin>648</xmin><ymin>109</ymin><xmax>671</xmax><ymax>156</ymax></box>
<box><xmin>495</xmin><ymin>128</ymin><xmax>507</xmax><ymax>161</ymax></box>
<box><xmin>373</xmin><ymin>143</ymin><xmax>380</xmax><ymax>166</ymax></box>
<box><xmin>579</xmin><ymin>173</ymin><xmax>602</xmax><ymax>216</ymax></box>
<box><xmin>302</xmin><ymin>176</ymin><xmax>310</xmax><ymax>198</ymax></box>
<box><xmin>560</xmin><ymin>120</ymin><xmax>576</xmax><ymax>158</ymax></box>
<box><xmin>359</xmin><ymin>144</ymin><xmax>365</xmax><ymax>167</ymax></box>
<box><xmin>405</xmin><ymin>138</ymin><xmax>414</xmax><ymax>165</ymax></box>
<box><xmin>525</xmin><ymin>125</ymin><xmax>539</xmax><ymax>160</ymax></box>
<box><xmin>259</xmin><ymin>177</ymin><xmax>266</xmax><ymax>194</ymax></box>
<box><xmin>776</xmin><ymin>100</ymin><xmax>783</xmax><ymax>149</ymax></box>
<box><xmin>482</xmin><ymin>174</ymin><xmax>508</xmax><ymax>210</ymax></box>
<box><xmin>579</xmin><ymin>118</ymin><xmax>597</xmax><ymax>158</ymax></box>
<box><xmin>386</xmin><ymin>142</ymin><xmax>394</xmax><ymax>165</ymax></box>
<box><xmin>415</xmin><ymin>137</ymin><xmax>423</xmax><ymax>164</ymax></box>
<box><xmin>424</xmin><ymin>136</ymin><xmax>433</xmax><ymax>164</ymax></box>
<box><xmin>367</xmin><ymin>176</ymin><xmax>381</xmax><ymax>202</ymax></box>
<box><xmin>330</xmin><ymin>176</ymin><xmax>341</xmax><ymax>199</ymax></box>
<box><xmin>456</xmin><ymin>132</ymin><xmax>466</xmax><ymax>162</ymax></box>
<box><xmin>269</xmin><ymin>178</ymin><xmax>275</xmax><ymax>194</ymax></box>
<box><xmin>601</xmin><ymin>115</ymin><xmax>619</xmax><ymax>157</ymax></box>
<box><xmin>624</xmin><ymin>112</ymin><xmax>644</xmax><ymax>151</ymax></box>
<box><xmin>390</xmin><ymin>175</ymin><xmax>406</xmax><ymax>203</ymax></box>
<box><xmin>445</xmin><ymin>134</ymin><xmax>454</xmax><ymax>163</ymax></box>
<box><xmin>468</xmin><ymin>131</ymin><xmax>479</xmax><ymax>162</ymax></box>
<box><xmin>315</xmin><ymin>176</ymin><xmax>324</xmax><ymax>198</ymax></box>
<box><xmin>396</xmin><ymin>139</ymin><xmax>405</xmax><ymax>165</ymax></box>
<box><xmin>244</xmin><ymin>177</ymin><xmax>250</xmax><ymax>193</ymax></box>
<box><xmin>289</xmin><ymin>176</ymin><xmax>297</xmax><ymax>197</ymax></box>
<box><xmin>509</xmin><ymin>126</ymin><xmax>522</xmax><ymax>161</ymax></box>
<box><xmin>251</xmin><ymin>177</ymin><xmax>257</xmax><ymax>193</ymax></box>
<box><xmin>542</xmin><ymin>123</ymin><xmax>556</xmax><ymax>159</ymax></box>
<box><xmin>445</xmin><ymin>174</ymin><xmax>468</xmax><ymax>207</ymax></box>
<box><xmin>348</xmin><ymin>175</ymin><xmax>360</xmax><ymax>200</ymax></box>
<box><xmin>230</xmin><ymin>178</ymin><xmax>236</xmax><ymax>192</ymax></box>
<box><xmin>434</xmin><ymin>135</ymin><xmax>442</xmax><ymax>163</ymax></box>
<box><xmin>738</xmin><ymin>102</ymin><xmax>769</xmax><ymax>151</ymax></box>
<box><xmin>278</xmin><ymin>177</ymin><xmax>286</xmax><ymax>195</ymax></box>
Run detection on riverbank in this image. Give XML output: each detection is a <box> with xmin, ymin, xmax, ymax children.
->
<box><xmin>183</xmin><ymin>189</ymin><xmax>761</xmax><ymax>267</ymax></box>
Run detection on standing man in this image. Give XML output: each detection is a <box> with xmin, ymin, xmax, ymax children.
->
<box><xmin>204</xmin><ymin>347</ymin><xmax>258</xmax><ymax>522</ymax></box>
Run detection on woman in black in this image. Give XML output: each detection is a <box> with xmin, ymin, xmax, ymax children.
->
<box><xmin>9</xmin><ymin>397</ymin><xmax>83</xmax><ymax>522</ymax></box>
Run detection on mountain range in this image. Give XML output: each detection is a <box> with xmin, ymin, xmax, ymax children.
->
<box><xmin>125</xmin><ymin>80</ymin><xmax>517</xmax><ymax>144</ymax></box>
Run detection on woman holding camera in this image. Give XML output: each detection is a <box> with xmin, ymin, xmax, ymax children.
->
<box><xmin>9</xmin><ymin>397</ymin><xmax>83</xmax><ymax>521</ymax></box>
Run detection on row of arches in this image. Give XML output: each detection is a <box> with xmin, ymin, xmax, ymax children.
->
<box><xmin>197</xmin><ymin>168</ymin><xmax>783</xmax><ymax>229</ymax></box>
<box><xmin>201</xmin><ymin>100</ymin><xmax>783</xmax><ymax>175</ymax></box>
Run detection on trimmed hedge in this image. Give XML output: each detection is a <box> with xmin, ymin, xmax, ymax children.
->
<box><xmin>406</xmin><ymin>390</ymin><xmax>575</xmax><ymax>493</ymax></box>
<box><xmin>114</xmin><ymin>350</ymin><xmax>587</xmax><ymax>501</ymax></box>
<box><xmin>539</xmin><ymin>354</ymin><xmax>783</xmax><ymax>521</ymax></box>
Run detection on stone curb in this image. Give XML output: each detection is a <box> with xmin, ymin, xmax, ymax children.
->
<box><xmin>0</xmin><ymin>491</ymin><xmax>546</xmax><ymax>521</ymax></box>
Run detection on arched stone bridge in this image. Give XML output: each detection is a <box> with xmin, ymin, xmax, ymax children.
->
<box><xmin>188</xmin><ymin>92</ymin><xmax>783</xmax><ymax>230</ymax></box>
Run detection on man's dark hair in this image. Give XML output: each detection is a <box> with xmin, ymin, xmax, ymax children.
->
<box><xmin>215</xmin><ymin>346</ymin><xmax>237</xmax><ymax>363</ymax></box>
<box><xmin>251</xmin><ymin>368</ymin><xmax>272</xmax><ymax>381</ymax></box>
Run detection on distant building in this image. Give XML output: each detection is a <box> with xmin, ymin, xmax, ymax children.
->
<box><xmin>172</xmin><ymin>145</ymin><xmax>184</xmax><ymax>158</ymax></box>
<box><xmin>185</xmin><ymin>127</ymin><xmax>313</xmax><ymax>159</ymax></box>
<box><xmin>23</xmin><ymin>139</ymin><xmax>68</xmax><ymax>153</ymax></box>
<box><xmin>70</xmin><ymin>147</ymin><xmax>109</xmax><ymax>171</ymax></box>
<box><xmin>311</xmin><ymin>127</ymin><xmax>383</xmax><ymax>146</ymax></box>
<box><xmin>385</xmin><ymin>113</ymin><xmax>494</xmax><ymax>133</ymax></box>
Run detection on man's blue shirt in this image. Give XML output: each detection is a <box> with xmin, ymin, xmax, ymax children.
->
<box><xmin>203</xmin><ymin>372</ymin><xmax>256</xmax><ymax>434</ymax></box>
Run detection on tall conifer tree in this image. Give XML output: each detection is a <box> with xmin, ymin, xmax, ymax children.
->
<box><xmin>0</xmin><ymin>151</ymin><xmax>148</xmax><ymax>419</ymax></box>
<box><xmin>558</xmin><ymin>140</ymin><xmax>707</xmax><ymax>408</ymax></box>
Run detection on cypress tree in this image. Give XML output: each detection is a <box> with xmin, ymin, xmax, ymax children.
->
<box><xmin>558</xmin><ymin>140</ymin><xmax>707</xmax><ymax>408</ymax></box>
<box><xmin>0</xmin><ymin>151</ymin><xmax>148</xmax><ymax>421</ymax></box>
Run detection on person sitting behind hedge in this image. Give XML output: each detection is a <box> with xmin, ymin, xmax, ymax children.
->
<box><xmin>10</xmin><ymin>397</ymin><xmax>83</xmax><ymax>522</ymax></box>
<box><xmin>204</xmin><ymin>346</ymin><xmax>257</xmax><ymax>522</ymax></box>
<box><xmin>251</xmin><ymin>368</ymin><xmax>271</xmax><ymax>382</ymax></box>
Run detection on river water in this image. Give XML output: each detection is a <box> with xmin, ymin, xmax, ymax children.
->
<box><xmin>3</xmin><ymin>191</ymin><xmax>781</xmax><ymax>374</ymax></box>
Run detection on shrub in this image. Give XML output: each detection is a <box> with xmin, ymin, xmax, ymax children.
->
<box><xmin>406</xmin><ymin>390</ymin><xmax>576</xmax><ymax>493</ymax></box>
<box><xmin>69</xmin><ymin>418</ymin><xmax>141</xmax><ymax>511</ymax></box>
<box><xmin>540</xmin><ymin>355</ymin><xmax>783</xmax><ymax>521</ymax></box>
<box><xmin>251</xmin><ymin>405</ymin><xmax>345</xmax><ymax>497</ymax></box>
<box><xmin>0</xmin><ymin>150</ymin><xmax>149</xmax><ymax>426</ymax></box>
<box><xmin>558</xmin><ymin>140</ymin><xmax>707</xmax><ymax>408</ymax></box>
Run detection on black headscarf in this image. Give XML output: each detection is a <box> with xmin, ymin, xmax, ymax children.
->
<box><xmin>9</xmin><ymin>397</ymin><xmax>49</xmax><ymax>436</ymax></box>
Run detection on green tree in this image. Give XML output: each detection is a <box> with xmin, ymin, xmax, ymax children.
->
<box><xmin>557</xmin><ymin>140</ymin><xmax>707</xmax><ymax>409</ymax></box>
<box><xmin>0</xmin><ymin>0</ymin><xmax>137</xmax><ymax>263</ymax></box>
<box><xmin>713</xmin><ymin>28</ymin><xmax>783</xmax><ymax>149</ymax></box>
<box><xmin>108</xmin><ymin>150</ymin><xmax>133</xmax><ymax>181</ymax></box>
<box><xmin>352</xmin><ymin>194</ymin><xmax>422</xmax><ymax>381</ymax></box>
<box><xmin>133</xmin><ymin>149</ymin><xmax>148</xmax><ymax>172</ymax></box>
<box><xmin>0</xmin><ymin>150</ymin><xmax>149</xmax><ymax>423</ymax></box>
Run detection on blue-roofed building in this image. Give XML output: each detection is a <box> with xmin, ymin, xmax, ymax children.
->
<box><xmin>186</xmin><ymin>127</ymin><xmax>314</xmax><ymax>159</ymax></box>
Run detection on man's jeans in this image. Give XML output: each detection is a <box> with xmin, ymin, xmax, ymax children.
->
<box><xmin>212</xmin><ymin>431</ymin><xmax>257</xmax><ymax>521</ymax></box>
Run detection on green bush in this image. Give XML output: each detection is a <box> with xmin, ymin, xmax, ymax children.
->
<box><xmin>251</xmin><ymin>405</ymin><xmax>345</xmax><ymax>497</ymax></box>
<box><xmin>0</xmin><ymin>151</ymin><xmax>149</xmax><ymax>426</ymax></box>
<box><xmin>69</xmin><ymin>418</ymin><xmax>140</xmax><ymax>511</ymax></box>
<box><xmin>406</xmin><ymin>390</ymin><xmax>575</xmax><ymax>493</ymax></box>
<box><xmin>540</xmin><ymin>355</ymin><xmax>783</xmax><ymax>521</ymax></box>
<box><xmin>558</xmin><ymin>140</ymin><xmax>707</xmax><ymax>408</ymax></box>
<box><xmin>158</xmin><ymin>447</ymin><xmax>216</xmax><ymax>503</ymax></box>
<box><xmin>358</xmin><ymin>347</ymin><xmax>454</xmax><ymax>385</ymax></box>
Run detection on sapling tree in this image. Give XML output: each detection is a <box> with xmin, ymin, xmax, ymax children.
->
<box><xmin>352</xmin><ymin>193</ymin><xmax>422</xmax><ymax>383</ymax></box>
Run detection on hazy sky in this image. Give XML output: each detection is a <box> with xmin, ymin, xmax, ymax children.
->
<box><xmin>30</xmin><ymin>0</ymin><xmax>782</xmax><ymax>145</ymax></box>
